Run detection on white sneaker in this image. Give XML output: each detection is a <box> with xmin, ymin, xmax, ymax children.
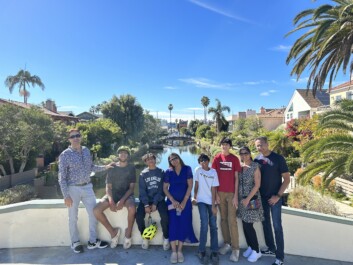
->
<box><xmin>142</xmin><ymin>239</ymin><xmax>149</xmax><ymax>250</ymax></box>
<box><xmin>123</xmin><ymin>237</ymin><xmax>132</xmax><ymax>249</ymax></box>
<box><xmin>243</xmin><ymin>246</ymin><xmax>253</xmax><ymax>258</ymax></box>
<box><xmin>229</xmin><ymin>249</ymin><xmax>239</xmax><ymax>262</ymax></box>
<box><xmin>163</xmin><ymin>238</ymin><xmax>170</xmax><ymax>250</ymax></box>
<box><xmin>110</xmin><ymin>228</ymin><xmax>120</xmax><ymax>248</ymax></box>
<box><xmin>247</xmin><ymin>250</ymin><xmax>262</xmax><ymax>262</ymax></box>
<box><xmin>219</xmin><ymin>243</ymin><xmax>231</xmax><ymax>255</ymax></box>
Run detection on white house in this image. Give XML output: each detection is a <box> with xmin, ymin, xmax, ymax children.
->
<box><xmin>284</xmin><ymin>89</ymin><xmax>330</xmax><ymax>123</ymax></box>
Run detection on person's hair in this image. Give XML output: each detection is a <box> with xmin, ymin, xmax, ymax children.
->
<box><xmin>168</xmin><ymin>153</ymin><xmax>185</xmax><ymax>169</ymax></box>
<box><xmin>255</xmin><ymin>136</ymin><xmax>268</xmax><ymax>143</ymax></box>
<box><xmin>68</xmin><ymin>128</ymin><xmax>80</xmax><ymax>136</ymax></box>
<box><xmin>142</xmin><ymin>153</ymin><xmax>156</xmax><ymax>162</ymax></box>
<box><xmin>197</xmin><ymin>153</ymin><xmax>210</xmax><ymax>163</ymax></box>
<box><xmin>239</xmin><ymin>146</ymin><xmax>253</xmax><ymax>162</ymax></box>
<box><xmin>219</xmin><ymin>137</ymin><xmax>232</xmax><ymax>147</ymax></box>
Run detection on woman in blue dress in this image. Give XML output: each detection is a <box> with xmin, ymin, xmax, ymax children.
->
<box><xmin>163</xmin><ymin>153</ymin><xmax>198</xmax><ymax>264</ymax></box>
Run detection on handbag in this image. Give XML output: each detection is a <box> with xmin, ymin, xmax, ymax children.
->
<box><xmin>241</xmin><ymin>167</ymin><xmax>261</xmax><ymax>210</ymax></box>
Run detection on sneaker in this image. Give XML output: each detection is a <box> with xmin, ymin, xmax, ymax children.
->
<box><xmin>87</xmin><ymin>239</ymin><xmax>108</xmax><ymax>249</ymax></box>
<box><xmin>177</xmin><ymin>252</ymin><xmax>184</xmax><ymax>263</ymax></box>
<box><xmin>243</xmin><ymin>246</ymin><xmax>253</xmax><ymax>258</ymax></box>
<box><xmin>261</xmin><ymin>248</ymin><xmax>276</xmax><ymax>256</ymax></box>
<box><xmin>142</xmin><ymin>239</ymin><xmax>149</xmax><ymax>250</ymax></box>
<box><xmin>123</xmin><ymin>236</ymin><xmax>132</xmax><ymax>249</ymax></box>
<box><xmin>170</xmin><ymin>252</ymin><xmax>178</xmax><ymax>264</ymax></box>
<box><xmin>71</xmin><ymin>241</ymin><xmax>84</xmax><ymax>253</ymax></box>
<box><xmin>219</xmin><ymin>243</ymin><xmax>231</xmax><ymax>255</ymax></box>
<box><xmin>198</xmin><ymin>251</ymin><xmax>208</xmax><ymax>264</ymax></box>
<box><xmin>229</xmin><ymin>249</ymin><xmax>239</xmax><ymax>262</ymax></box>
<box><xmin>110</xmin><ymin>228</ymin><xmax>121</xmax><ymax>248</ymax></box>
<box><xmin>210</xmin><ymin>252</ymin><xmax>219</xmax><ymax>265</ymax></box>
<box><xmin>163</xmin><ymin>238</ymin><xmax>170</xmax><ymax>251</ymax></box>
<box><xmin>272</xmin><ymin>259</ymin><xmax>284</xmax><ymax>265</ymax></box>
<box><xmin>247</xmin><ymin>250</ymin><xmax>262</xmax><ymax>262</ymax></box>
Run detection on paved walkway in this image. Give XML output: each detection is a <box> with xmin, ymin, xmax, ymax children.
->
<box><xmin>0</xmin><ymin>246</ymin><xmax>352</xmax><ymax>265</ymax></box>
<box><xmin>336</xmin><ymin>200</ymin><xmax>353</xmax><ymax>219</ymax></box>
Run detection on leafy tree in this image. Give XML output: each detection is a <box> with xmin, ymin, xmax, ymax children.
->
<box><xmin>5</xmin><ymin>69</ymin><xmax>45</xmax><ymax>104</ymax></box>
<box><xmin>234</xmin><ymin>118</ymin><xmax>246</xmax><ymax>131</ymax></box>
<box><xmin>188</xmin><ymin>120</ymin><xmax>203</xmax><ymax>136</ymax></box>
<box><xmin>180</xmin><ymin>127</ymin><xmax>188</xmax><ymax>136</ymax></box>
<box><xmin>286</xmin><ymin>0</ymin><xmax>353</xmax><ymax>95</ymax></box>
<box><xmin>298</xmin><ymin>100</ymin><xmax>353</xmax><ymax>190</ymax></box>
<box><xmin>208</xmin><ymin>99</ymin><xmax>230</xmax><ymax>133</ymax></box>
<box><xmin>141</xmin><ymin>111</ymin><xmax>163</xmax><ymax>144</ymax></box>
<box><xmin>102</xmin><ymin>94</ymin><xmax>144</xmax><ymax>144</ymax></box>
<box><xmin>89</xmin><ymin>106</ymin><xmax>96</xmax><ymax>114</ymax></box>
<box><xmin>201</xmin><ymin>96</ymin><xmax>210</xmax><ymax>123</ymax></box>
<box><xmin>196</xmin><ymin>124</ymin><xmax>211</xmax><ymax>139</ymax></box>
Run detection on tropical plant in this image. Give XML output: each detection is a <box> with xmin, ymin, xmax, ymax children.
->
<box><xmin>5</xmin><ymin>69</ymin><xmax>45</xmax><ymax>104</ymax></box>
<box><xmin>201</xmin><ymin>96</ymin><xmax>210</xmax><ymax>123</ymax></box>
<box><xmin>208</xmin><ymin>99</ymin><xmax>230</xmax><ymax>133</ymax></box>
<box><xmin>286</xmin><ymin>0</ymin><xmax>353</xmax><ymax>95</ymax></box>
<box><xmin>298</xmin><ymin>99</ymin><xmax>353</xmax><ymax>190</ymax></box>
<box><xmin>168</xmin><ymin>104</ymin><xmax>173</xmax><ymax>133</ymax></box>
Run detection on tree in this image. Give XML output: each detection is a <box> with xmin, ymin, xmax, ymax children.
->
<box><xmin>89</xmin><ymin>106</ymin><xmax>96</xmax><ymax>114</ymax></box>
<box><xmin>168</xmin><ymin>104</ymin><xmax>173</xmax><ymax>133</ymax></box>
<box><xmin>101</xmin><ymin>94</ymin><xmax>144</xmax><ymax>144</ymax></box>
<box><xmin>195</xmin><ymin>124</ymin><xmax>211</xmax><ymax>139</ymax></box>
<box><xmin>141</xmin><ymin>111</ymin><xmax>163</xmax><ymax>144</ymax></box>
<box><xmin>286</xmin><ymin>0</ymin><xmax>353</xmax><ymax>96</ymax></box>
<box><xmin>5</xmin><ymin>69</ymin><xmax>45</xmax><ymax>104</ymax></box>
<box><xmin>188</xmin><ymin>120</ymin><xmax>203</xmax><ymax>136</ymax></box>
<box><xmin>201</xmin><ymin>96</ymin><xmax>210</xmax><ymax>123</ymax></box>
<box><xmin>298</xmin><ymin>99</ymin><xmax>353</xmax><ymax>189</ymax></box>
<box><xmin>208</xmin><ymin>99</ymin><xmax>230</xmax><ymax>133</ymax></box>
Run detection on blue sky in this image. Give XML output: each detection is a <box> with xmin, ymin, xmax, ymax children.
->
<box><xmin>0</xmin><ymin>0</ymin><xmax>345</xmax><ymax>121</ymax></box>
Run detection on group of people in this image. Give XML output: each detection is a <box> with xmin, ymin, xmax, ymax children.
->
<box><xmin>58</xmin><ymin>128</ymin><xmax>290</xmax><ymax>265</ymax></box>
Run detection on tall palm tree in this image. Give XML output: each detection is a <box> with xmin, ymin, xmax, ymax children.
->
<box><xmin>286</xmin><ymin>0</ymin><xmax>353</xmax><ymax>96</ymax></box>
<box><xmin>208</xmin><ymin>99</ymin><xmax>230</xmax><ymax>133</ymax></box>
<box><xmin>298</xmin><ymin>99</ymin><xmax>353</xmax><ymax>190</ymax></box>
<box><xmin>168</xmin><ymin>104</ymin><xmax>173</xmax><ymax>133</ymax></box>
<box><xmin>5</xmin><ymin>69</ymin><xmax>45</xmax><ymax>104</ymax></box>
<box><xmin>201</xmin><ymin>96</ymin><xmax>210</xmax><ymax>123</ymax></box>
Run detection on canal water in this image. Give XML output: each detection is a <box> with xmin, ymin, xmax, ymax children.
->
<box><xmin>93</xmin><ymin>145</ymin><xmax>204</xmax><ymax>198</ymax></box>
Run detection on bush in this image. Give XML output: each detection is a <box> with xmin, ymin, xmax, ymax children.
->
<box><xmin>286</xmin><ymin>157</ymin><xmax>302</xmax><ymax>175</ymax></box>
<box><xmin>287</xmin><ymin>186</ymin><xmax>340</xmax><ymax>216</ymax></box>
<box><xmin>0</xmin><ymin>185</ymin><xmax>37</xmax><ymax>206</ymax></box>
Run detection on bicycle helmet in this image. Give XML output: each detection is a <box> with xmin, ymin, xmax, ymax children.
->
<box><xmin>142</xmin><ymin>221</ymin><xmax>157</xmax><ymax>240</ymax></box>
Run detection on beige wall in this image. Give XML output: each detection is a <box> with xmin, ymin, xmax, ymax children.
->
<box><xmin>0</xmin><ymin>200</ymin><xmax>352</xmax><ymax>262</ymax></box>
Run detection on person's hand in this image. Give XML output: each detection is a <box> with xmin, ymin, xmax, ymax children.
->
<box><xmin>105</xmin><ymin>164</ymin><xmax>114</xmax><ymax>170</ymax></box>
<box><xmin>212</xmin><ymin>205</ymin><xmax>217</xmax><ymax>216</ymax></box>
<box><xmin>64</xmin><ymin>197</ymin><xmax>73</xmax><ymax>207</ymax></box>
<box><xmin>151</xmin><ymin>204</ymin><xmax>157</xmax><ymax>212</ymax></box>
<box><xmin>215</xmin><ymin>193</ymin><xmax>221</xmax><ymax>205</ymax></box>
<box><xmin>191</xmin><ymin>198</ymin><xmax>197</xmax><ymax>206</ymax></box>
<box><xmin>145</xmin><ymin>206</ymin><xmax>151</xmax><ymax>214</ymax></box>
<box><xmin>109</xmin><ymin>200</ymin><xmax>117</xmax><ymax>212</ymax></box>
<box><xmin>180</xmin><ymin>200</ymin><xmax>186</xmax><ymax>211</ymax></box>
<box><xmin>232</xmin><ymin>195</ymin><xmax>238</xmax><ymax>208</ymax></box>
<box><xmin>242</xmin><ymin>197</ymin><xmax>250</xmax><ymax>208</ymax></box>
<box><xmin>171</xmin><ymin>199</ymin><xmax>180</xmax><ymax>209</ymax></box>
<box><xmin>268</xmin><ymin>195</ymin><xmax>280</xmax><ymax>206</ymax></box>
<box><xmin>116</xmin><ymin>200</ymin><xmax>124</xmax><ymax>210</ymax></box>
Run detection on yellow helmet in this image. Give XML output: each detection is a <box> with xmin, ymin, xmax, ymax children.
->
<box><xmin>142</xmin><ymin>222</ymin><xmax>157</xmax><ymax>240</ymax></box>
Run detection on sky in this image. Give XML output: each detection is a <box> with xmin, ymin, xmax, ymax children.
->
<box><xmin>0</xmin><ymin>0</ymin><xmax>346</xmax><ymax>121</ymax></box>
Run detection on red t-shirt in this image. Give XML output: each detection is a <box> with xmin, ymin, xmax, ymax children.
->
<box><xmin>211</xmin><ymin>152</ymin><xmax>241</xmax><ymax>193</ymax></box>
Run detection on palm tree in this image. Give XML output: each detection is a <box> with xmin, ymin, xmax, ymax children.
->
<box><xmin>201</xmin><ymin>96</ymin><xmax>210</xmax><ymax>123</ymax></box>
<box><xmin>5</xmin><ymin>69</ymin><xmax>45</xmax><ymax>104</ymax></box>
<box><xmin>208</xmin><ymin>99</ymin><xmax>230</xmax><ymax>133</ymax></box>
<box><xmin>286</xmin><ymin>0</ymin><xmax>353</xmax><ymax>96</ymax></box>
<box><xmin>89</xmin><ymin>106</ymin><xmax>96</xmax><ymax>114</ymax></box>
<box><xmin>298</xmin><ymin>99</ymin><xmax>353</xmax><ymax>190</ymax></box>
<box><xmin>168</xmin><ymin>104</ymin><xmax>173</xmax><ymax>133</ymax></box>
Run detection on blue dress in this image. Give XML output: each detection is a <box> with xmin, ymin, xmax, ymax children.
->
<box><xmin>165</xmin><ymin>165</ymin><xmax>198</xmax><ymax>243</ymax></box>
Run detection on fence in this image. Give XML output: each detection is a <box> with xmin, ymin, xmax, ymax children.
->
<box><xmin>335</xmin><ymin>177</ymin><xmax>353</xmax><ymax>197</ymax></box>
<box><xmin>0</xmin><ymin>168</ymin><xmax>37</xmax><ymax>191</ymax></box>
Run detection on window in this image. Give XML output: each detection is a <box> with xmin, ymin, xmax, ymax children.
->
<box><xmin>288</xmin><ymin>103</ymin><xmax>293</xmax><ymax>112</ymax></box>
<box><xmin>346</xmin><ymin>92</ymin><xmax>352</xmax><ymax>100</ymax></box>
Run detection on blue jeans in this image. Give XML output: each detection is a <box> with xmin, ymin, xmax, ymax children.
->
<box><xmin>262</xmin><ymin>197</ymin><xmax>284</xmax><ymax>261</ymax></box>
<box><xmin>198</xmin><ymin>202</ymin><xmax>218</xmax><ymax>252</ymax></box>
<box><xmin>68</xmin><ymin>183</ymin><xmax>97</xmax><ymax>244</ymax></box>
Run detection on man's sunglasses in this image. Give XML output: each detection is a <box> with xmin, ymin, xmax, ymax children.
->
<box><xmin>69</xmin><ymin>134</ymin><xmax>81</xmax><ymax>139</ymax></box>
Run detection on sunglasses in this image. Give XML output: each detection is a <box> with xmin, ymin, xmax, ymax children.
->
<box><xmin>69</xmin><ymin>134</ymin><xmax>81</xmax><ymax>139</ymax></box>
<box><xmin>169</xmin><ymin>157</ymin><xmax>178</xmax><ymax>162</ymax></box>
<box><xmin>239</xmin><ymin>152</ymin><xmax>250</xmax><ymax>155</ymax></box>
<box><xmin>200</xmin><ymin>159</ymin><xmax>209</xmax><ymax>163</ymax></box>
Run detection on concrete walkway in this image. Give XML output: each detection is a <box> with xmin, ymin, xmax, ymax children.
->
<box><xmin>0</xmin><ymin>246</ymin><xmax>352</xmax><ymax>265</ymax></box>
<box><xmin>336</xmin><ymin>200</ymin><xmax>353</xmax><ymax>219</ymax></box>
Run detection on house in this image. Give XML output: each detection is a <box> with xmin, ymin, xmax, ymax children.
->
<box><xmin>257</xmin><ymin>107</ymin><xmax>285</xmax><ymax>131</ymax></box>
<box><xmin>329</xmin><ymin>80</ymin><xmax>353</xmax><ymax>106</ymax></box>
<box><xmin>0</xmin><ymin>98</ymin><xmax>79</xmax><ymax>124</ymax></box>
<box><xmin>76</xmin><ymin>111</ymin><xmax>100</xmax><ymax>121</ymax></box>
<box><xmin>284</xmin><ymin>89</ymin><xmax>330</xmax><ymax>123</ymax></box>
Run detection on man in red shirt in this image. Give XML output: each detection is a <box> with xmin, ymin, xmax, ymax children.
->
<box><xmin>212</xmin><ymin>137</ymin><xmax>241</xmax><ymax>262</ymax></box>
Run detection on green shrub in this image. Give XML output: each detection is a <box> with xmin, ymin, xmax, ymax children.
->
<box><xmin>0</xmin><ymin>185</ymin><xmax>37</xmax><ymax>206</ymax></box>
<box><xmin>288</xmin><ymin>186</ymin><xmax>340</xmax><ymax>216</ymax></box>
<box><xmin>286</xmin><ymin>157</ymin><xmax>302</xmax><ymax>175</ymax></box>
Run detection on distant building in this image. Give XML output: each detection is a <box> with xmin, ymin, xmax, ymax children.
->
<box><xmin>178</xmin><ymin>120</ymin><xmax>188</xmax><ymax>129</ymax></box>
<box><xmin>257</xmin><ymin>107</ymin><xmax>285</xmax><ymax>131</ymax></box>
<box><xmin>76</xmin><ymin>111</ymin><xmax>100</xmax><ymax>122</ymax></box>
<box><xmin>329</xmin><ymin>81</ymin><xmax>353</xmax><ymax>106</ymax></box>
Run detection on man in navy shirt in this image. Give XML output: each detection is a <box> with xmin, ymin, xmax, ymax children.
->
<box><xmin>254</xmin><ymin>136</ymin><xmax>290</xmax><ymax>265</ymax></box>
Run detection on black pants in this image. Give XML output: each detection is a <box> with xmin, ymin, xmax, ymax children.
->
<box><xmin>242</xmin><ymin>221</ymin><xmax>259</xmax><ymax>252</ymax></box>
<box><xmin>136</xmin><ymin>200</ymin><xmax>169</xmax><ymax>239</ymax></box>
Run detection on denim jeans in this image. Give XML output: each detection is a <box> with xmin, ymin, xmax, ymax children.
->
<box><xmin>68</xmin><ymin>183</ymin><xmax>97</xmax><ymax>244</ymax></box>
<box><xmin>197</xmin><ymin>202</ymin><xmax>218</xmax><ymax>252</ymax></box>
<box><xmin>262</xmin><ymin>197</ymin><xmax>284</xmax><ymax>261</ymax></box>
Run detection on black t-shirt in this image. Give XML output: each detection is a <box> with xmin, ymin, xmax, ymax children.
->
<box><xmin>106</xmin><ymin>164</ymin><xmax>136</xmax><ymax>202</ymax></box>
<box><xmin>254</xmin><ymin>152</ymin><xmax>289</xmax><ymax>199</ymax></box>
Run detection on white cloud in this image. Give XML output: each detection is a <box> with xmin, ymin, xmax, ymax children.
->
<box><xmin>179</xmin><ymin>77</ymin><xmax>234</xmax><ymax>90</ymax></box>
<box><xmin>243</xmin><ymin>80</ymin><xmax>278</xmax><ymax>85</ymax></box>
<box><xmin>164</xmin><ymin>86</ymin><xmax>178</xmax><ymax>90</ymax></box>
<box><xmin>260</xmin><ymin>89</ymin><xmax>277</xmax><ymax>97</ymax></box>
<box><xmin>291</xmin><ymin>77</ymin><xmax>309</xmax><ymax>83</ymax></box>
<box><xmin>260</xmin><ymin>92</ymin><xmax>270</xmax><ymax>96</ymax></box>
<box><xmin>188</xmin><ymin>0</ymin><xmax>253</xmax><ymax>24</ymax></box>
<box><xmin>147</xmin><ymin>109</ymin><xmax>204</xmax><ymax>121</ymax></box>
<box><xmin>272</xmin><ymin>45</ymin><xmax>292</xmax><ymax>52</ymax></box>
